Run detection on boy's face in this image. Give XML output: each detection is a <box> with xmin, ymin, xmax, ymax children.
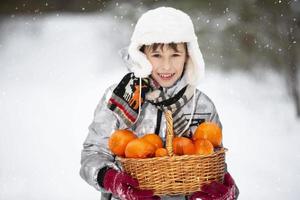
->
<box><xmin>144</xmin><ymin>43</ymin><xmax>188</xmax><ymax>88</ymax></box>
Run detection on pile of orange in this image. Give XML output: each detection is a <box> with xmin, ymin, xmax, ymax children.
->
<box><xmin>173</xmin><ymin>122</ymin><xmax>222</xmax><ymax>156</ymax></box>
<box><xmin>193</xmin><ymin>122</ymin><xmax>222</xmax><ymax>147</ymax></box>
<box><xmin>108</xmin><ymin>129</ymin><xmax>137</xmax><ymax>157</ymax></box>
<box><xmin>109</xmin><ymin>131</ymin><xmax>167</xmax><ymax>158</ymax></box>
<box><xmin>108</xmin><ymin>122</ymin><xmax>222</xmax><ymax>158</ymax></box>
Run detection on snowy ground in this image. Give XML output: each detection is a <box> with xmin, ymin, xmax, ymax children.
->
<box><xmin>0</xmin><ymin>14</ymin><xmax>299</xmax><ymax>200</ymax></box>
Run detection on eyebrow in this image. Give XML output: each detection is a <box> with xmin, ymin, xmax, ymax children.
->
<box><xmin>151</xmin><ymin>50</ymin><xmax>160</xmax><ymax>53</ymax></box>
<box><xmin>150</xmin><ymin>50</ymin><xmax>183</xmax><ymax>53</ymax></box>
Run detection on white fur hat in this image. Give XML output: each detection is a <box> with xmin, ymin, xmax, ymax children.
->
<box><xmin>128</xmin><ymin>7</ymin><xmax>205</xmax><ymax>86</ymax></box>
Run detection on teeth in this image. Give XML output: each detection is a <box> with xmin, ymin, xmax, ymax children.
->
<box><xmin>159</xmin><ymin>73</ymin><xmax>175</xmax><ymax>78</ymax></box>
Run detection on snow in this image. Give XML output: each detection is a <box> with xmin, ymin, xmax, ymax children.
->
<box><xmin>0</xmin><ymin>14</ymin><xmax>300</xmax><ymax>200</ymax></box>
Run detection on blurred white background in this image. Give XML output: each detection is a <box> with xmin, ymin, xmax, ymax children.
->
<box><xmin>0</xmin><ymin>13</ymin><xmax>299</xmax><ymax>199</ymax></box>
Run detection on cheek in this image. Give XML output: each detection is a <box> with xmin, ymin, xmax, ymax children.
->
<box><xmin>151</xmin><ymin>65</ymin><xmax>158</xmax><ymax>77</ymax></box>
<box><xmin>173</xmin><ymin>59</ymin><xmax>186</xmax><ymax>72</ymax></box>
<box><xmin>150</xmin><ymin>61</ymin><xmax>161</xmax><ymax>72</ymax></box>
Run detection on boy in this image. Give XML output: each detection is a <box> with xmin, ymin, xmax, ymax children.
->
<box><xmin>80</xmin><ymin>7</ymin><xmax>239</xmax><ymax>200</ymax></box>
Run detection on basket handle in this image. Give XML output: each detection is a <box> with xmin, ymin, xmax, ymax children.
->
<box><xmin>165</xmin><ymin>111</ymin><xmax>174</xmax><ymax>156</ymax></box>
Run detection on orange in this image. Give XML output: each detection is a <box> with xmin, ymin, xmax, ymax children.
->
<box><xmin>142</xmin><ymin>133</ymin><xmax>163</xmax><ymax>149</ymax></box>
<box><xmin>108</xmin><ymin>129</ymin><xmax>137</xmax><ymax>157</ymax></box>
<box><xmin>125</xmin><ymin>138</ymin><xmax>156</xmax><ymax>158</ymax></box>
<box><xmin>155</xmin><ymin>148</ymin><xmax>168</xmax><ymax>157</ymax></box>
<box><xmin>194</xmin><ymin>139</ymin><xmax>214</xmax><ymax>155</ymax></box>
<box><xmin>173</xmin><ymin>137</ymin><xmax>195</xmax><ymax>155</ymax></box>
<box><xmin>193</xmin><ymin>122</ymin><xmax>222</xmax><ymax>147</ymax></box>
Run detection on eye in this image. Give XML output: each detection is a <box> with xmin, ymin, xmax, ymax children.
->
<box><xmin>152</xmin><ymin>54</ymin><xmax>161</xmax><ymax>58</ymax></box>
<box><xmin>172</xmin><ymin>54</ymin><xmax>181</xmax><ymax>57</ymax></box>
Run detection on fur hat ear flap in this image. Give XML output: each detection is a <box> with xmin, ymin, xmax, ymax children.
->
<box><xmin>184</xmin><ymin>56</ymin><xmax>196</xmax><ymax>86</ymax></box>
<box><xmin>128</xmin><ymin>42</ymin><xmax>152</xmax><ymax>78</ymax></box>
<box><xmin>186</xmin><ymin>40</ymin><xmax>205</xmax><ymax>85</ymax></box>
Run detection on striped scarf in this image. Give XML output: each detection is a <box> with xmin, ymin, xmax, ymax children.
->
<box><xmin>107</xmin><ymin>73</ymin><xmax>194</xmax><ymax>136</ymax></box>
<box><xmin>147</xmin><ymin>84</ymin><xmax>195</xmax><ymax>136</ymax></box>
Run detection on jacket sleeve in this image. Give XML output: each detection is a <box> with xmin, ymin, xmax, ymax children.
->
<box><xmin>208</xmin><ymin>101</ymin><xmax>223</xmax><ymax>130</ymax></box>
<box><xmin>79</xmin><ymin>85</ymin><xmax>121</xmax><ymax>192</ymax></box>
<box><xmin>201</xmin><ymin>92</ymin><xmax>240</xmax><ymax>199</ymax></box>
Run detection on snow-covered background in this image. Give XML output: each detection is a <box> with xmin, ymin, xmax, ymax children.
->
<box><xmin>0</xmin><ymin>14</ymin><xmax>299</xmax><ymax>200</ymax></box>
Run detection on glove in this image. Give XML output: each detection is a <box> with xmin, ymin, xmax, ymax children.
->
<box><xmin>102</xmin><ymin>168</ymin><xmax>160</xmax><ymax>200</ymax></box>
<box><xmin>189</xmin><ymin>172</ymin><xmax>236</xmax><ymax>200</ymax></box>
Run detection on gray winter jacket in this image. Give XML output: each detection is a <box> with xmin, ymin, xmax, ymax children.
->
<box><xmin>79</xmin><ymin>49</ymin><xmax>239</xmax><ymax>200</ymax></box>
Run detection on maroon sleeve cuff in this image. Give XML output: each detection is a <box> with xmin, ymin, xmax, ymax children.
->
<box><xmin>97</xmin><ymin>166</ymin><xmax>111</xmax><ymax>187</ymax></box>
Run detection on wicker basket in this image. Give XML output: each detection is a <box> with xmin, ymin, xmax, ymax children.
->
<box><xmin>116</xmin><ymin>111</ymin><xmax>227</xmax><ymax>196</ymax></box>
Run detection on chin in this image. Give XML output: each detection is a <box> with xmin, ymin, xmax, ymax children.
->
<box><xmin>152</xmin><ymin>74</ymin><xmax>181</xmax><ymax>88</ymax></box>
<box><xmin>157</xmin><ymin>80</ymin><xmax>178</xmax><ymax>88</ymax></box>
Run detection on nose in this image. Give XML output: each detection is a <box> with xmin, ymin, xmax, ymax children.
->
<box><xmin>161</xmin><ymin>58</ymin><xmax>171</xmax><ymax>71</ymax></box>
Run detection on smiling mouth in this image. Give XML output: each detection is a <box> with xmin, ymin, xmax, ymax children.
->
<box><xmin>158</xmin><ymin>73</ymin><xmax>175</xmax><ymax>80</ymax></box>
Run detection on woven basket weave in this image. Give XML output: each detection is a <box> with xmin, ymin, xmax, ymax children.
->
<box><xmin>116</xmin><ymin>111</ymin><xmax>227</xmax><ymax>195</ymax></box>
